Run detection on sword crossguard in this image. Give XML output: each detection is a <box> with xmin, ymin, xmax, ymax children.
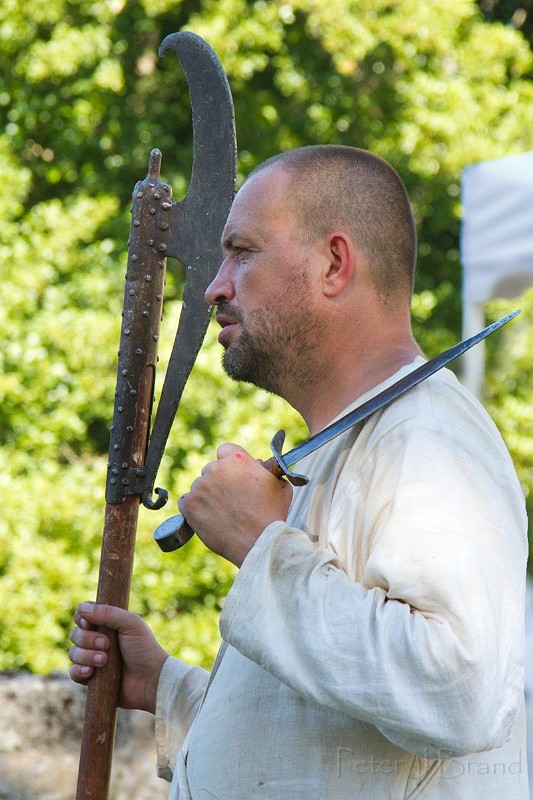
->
<box><xmin>268</xmin><ymin>430</ymin><xmax>309</xmax><ymax>487</ymax></box>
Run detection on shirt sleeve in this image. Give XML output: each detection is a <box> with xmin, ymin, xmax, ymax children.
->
<box><xmin>155</xmin><ymin>656</ymin><xmax>209</xmax><ymax>781</ymax></box>
<box><xmin>219</xmin><ymin>410</ymin><xmax>528</xmax><ymax>759</ymax></box>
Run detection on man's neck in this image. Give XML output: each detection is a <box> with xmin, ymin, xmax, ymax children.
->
<box><xmin>296</xmin><ymin>340</ymin><xmax>423</xmax><ymax>436</ymax></box>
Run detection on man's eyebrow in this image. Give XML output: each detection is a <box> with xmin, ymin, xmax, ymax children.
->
<box><xmin>221</xmin><ymin>231</ymin><xmax>253</xmax><ymax>250</ymax></box>
<box><xmin>222</xmin><ymin>233</ymin><xmax>236</xmax><ymax>250</ymax></box>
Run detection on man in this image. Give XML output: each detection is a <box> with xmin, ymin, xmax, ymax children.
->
<box><xmin>70</xmin><ymin>146</ymin><xmax>528</xmax><ymax>798</ymax></box>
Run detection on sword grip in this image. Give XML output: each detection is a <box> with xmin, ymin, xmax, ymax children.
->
<box><xmin>153</xmin><ymin>454</ymin><xmax>299</xmax><ymax>552</ymax></box>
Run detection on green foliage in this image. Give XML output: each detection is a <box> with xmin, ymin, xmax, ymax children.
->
<box><xmin>477</xmin><ymin>0</ymin><xmax>533</xmax><ymax>48</ymax></box>
<box><xmin>485</xmin><ymin>292</ymin><xmax>533</xmax><ymax>530</ymax></box>
<box><xmin>1</xmin><ymin>0</ymin><xmax>532</xmax><ymax>673</ymax></box>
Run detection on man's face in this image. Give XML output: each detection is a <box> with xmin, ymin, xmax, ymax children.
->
<box><xmin>205</xmin><ymin>166</ymin><xmax>323</xmax><ymax>399</ymax></box>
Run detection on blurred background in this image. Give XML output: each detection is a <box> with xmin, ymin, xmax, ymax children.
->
<box><xmin>1</xmin><ymin>0</ymin><xmax>532</xmax><ymax>690</ymax></box>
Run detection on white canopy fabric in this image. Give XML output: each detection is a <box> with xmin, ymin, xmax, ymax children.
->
<box><xmin>461</xmin><ymin>150</ymin><xmax>533</xmax><ymax>303</ymax></box>
<box><xmin>461</xmin><ymin>155</ymin><xmax>533</xmax><ymax>799</ymax></box>
<box><xmin>460</xmin><ymin>151</ymin><xmax>533</xmax><ymax>395</ymax></box>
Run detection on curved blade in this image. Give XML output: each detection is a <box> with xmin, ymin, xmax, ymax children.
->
<box><xmin>160</xmin><ymin>31</ymin><xmax>237</xmax><ymax>265</ymax></box>
<box><xmin>142</xmin><ymin>32</ymin><xmax>237</xmax><ymax>509</ymax></box>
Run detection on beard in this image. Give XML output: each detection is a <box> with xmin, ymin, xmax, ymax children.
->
<box><xmin>220</xmin><ymin>296</ymin><xmax>319</xmax><ymax>399</ymax></box>
<box><xmin>222</xmin><ymin>324</ymin><xmax>284</xmax><ymax>395</ymax></box>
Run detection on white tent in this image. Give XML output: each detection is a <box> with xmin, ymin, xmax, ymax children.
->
<box><xmin>461</xmin><ymin>153</ymin><xmax>533</xmax><ymax>798</ymax></box>
<box><xmin>460</xmin><ymin>150</ymin><xmax>533</xmax><ymax>395</ymax></box>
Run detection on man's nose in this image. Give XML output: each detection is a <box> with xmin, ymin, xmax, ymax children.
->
<box><xmin>205</xmin><ymin>259</ymin><xmax>235</xmax><ymax>304</ymax></box>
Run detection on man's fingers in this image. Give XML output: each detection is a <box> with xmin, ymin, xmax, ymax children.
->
<box><xmin>73</xmin><ymin>601</ymin><xmax>95</xmax><ymax>630</ymax></box>
<box><xmin>216</xmin><ymin>442</ymin><xmax>249</xmax><ymax>460</ymax></box>
<box><xmin>70</xmin><ymin>625</ymin><xmax>109</xmax><ymax>652</ymax></box>
<box><xmin>75</xmin><ymin>602</ymin><xmax>140</xmax><ymax>634</ymax></box>
<box><xmin>68</xmin><ymin>644</ymin><xmax>108</xmax><ymax>669</ymax></box>
<box><xmin>69</xmin><ymin>663</ymin><xmax>96</xmax><ymax>684</ymax></box>
<box><xmin>70</xmin><ymin>602</ymin><xmax>144</xmax><ymax>683</ymax></box>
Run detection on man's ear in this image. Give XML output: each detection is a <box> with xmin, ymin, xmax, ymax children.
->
<box><xmin>321</xmin><ymin>232</ymin><xmax>355</xmax><ymax>298</ymax></box>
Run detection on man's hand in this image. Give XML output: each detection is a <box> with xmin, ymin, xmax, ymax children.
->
<box><xmin>178</xmin><ymin>443</ymin><xmax>293</xmax><ymax>567</ymax></box>
<box><xmin>69</xmin><ymin>603</ymin><xmax>168</xmax><ymax>714</ymax></box>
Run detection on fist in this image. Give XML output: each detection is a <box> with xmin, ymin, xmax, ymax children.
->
<box><xmin>179</xmin><ymin>444</ymin><xmax>292</xmax><ymax>566</ymax></box>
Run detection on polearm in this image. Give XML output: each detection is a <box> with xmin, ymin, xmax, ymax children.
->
<box><xmin>75</xmin><ymin>150</ymin><xmax>170</xmax><ymax>800</ymax></box>
<box><xmin>75</xmin><ymin>32</ymin><xmax>236</xmax><ymax>800</ymax></box>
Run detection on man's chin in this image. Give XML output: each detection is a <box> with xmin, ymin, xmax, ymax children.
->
<box><xmin>222</xmin><ymin>345</ymin><xmax>256</xmax><ymax>383</ymax></box>
<box><xmin>221</xmin><ymin>347</ymin><xmax>241</xmax><ymax>381</ymax></box>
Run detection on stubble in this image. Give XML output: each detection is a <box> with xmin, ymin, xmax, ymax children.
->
<box><xmin>221</xmin><ymin>279</ymin><xmax>320</xmax><ymax>399</ymax></box>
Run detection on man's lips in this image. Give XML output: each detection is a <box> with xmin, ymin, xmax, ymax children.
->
<box><xmin>215</xmin><ymin>311</ymin><xmax>242</xmax><ymax>344</ymax></box>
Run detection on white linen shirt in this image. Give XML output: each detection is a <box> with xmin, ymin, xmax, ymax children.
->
<box><xmin>156</xmin><ymin>360</ymin><xmax>528</xmax><ymax>799</ymax></box>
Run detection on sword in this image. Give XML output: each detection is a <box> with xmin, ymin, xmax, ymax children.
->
<box><xmin>154</xmin><ymin>308</ymin><xmax>520</xmax><ymax>553</ymax></box>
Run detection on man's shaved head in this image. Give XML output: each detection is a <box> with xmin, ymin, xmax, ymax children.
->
<box><xmin>249</xmin><ymin>145</ymin><xmax>417</xmax><ymax>300</ymax></box>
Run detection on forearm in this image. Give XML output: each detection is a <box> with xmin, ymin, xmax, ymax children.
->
<box><xmin>155</xmin><ymin>656</ymin><xmax>209</xmax><ymax>780</ymax></box>
<box><xmin>220</xmin><ymin>522</ymin><xmax>524</xmax><ymax>758</ymax></box>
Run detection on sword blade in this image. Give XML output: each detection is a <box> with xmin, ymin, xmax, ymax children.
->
<box><xmin>154</xmin><ymin>309</ymin><xmax>519</xmax><ymax>552</ymax></box>
<box><xmin>282</xmin><ymin>308</ymin><xmax>520</xmax><ymax>468</ymax></box>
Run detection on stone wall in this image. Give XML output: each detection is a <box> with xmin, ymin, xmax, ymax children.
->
<box><xmin>0</xmin><ymin>672</ymin><xmax>168</xmax><ymax>800</ymax></box>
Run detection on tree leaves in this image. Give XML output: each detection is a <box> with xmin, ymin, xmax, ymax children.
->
<box><xmin>1</xmin><ymin>0</ymin><xmax>533</xmax><ymax>672</ymax></box>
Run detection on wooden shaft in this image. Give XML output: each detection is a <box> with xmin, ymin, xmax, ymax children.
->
<box><xmin>76</xmin><ymin>365</ymin><xmax>154</xmax><ymax>799</ymax></box>
<box><xmin>75</xmin><ymin>498</ymin><xmax>139</xmax><ymax>800</ymax></box>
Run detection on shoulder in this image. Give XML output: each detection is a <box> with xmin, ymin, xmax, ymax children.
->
<box><xmin>369</xmin><ymin>365</ymin><xmax>505</xmax><ymax>451</ymax></box>
<box><xmin>341</xmin><ymin>364</ymin><xmax>522</xmax><ymax>502</ymax></box>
